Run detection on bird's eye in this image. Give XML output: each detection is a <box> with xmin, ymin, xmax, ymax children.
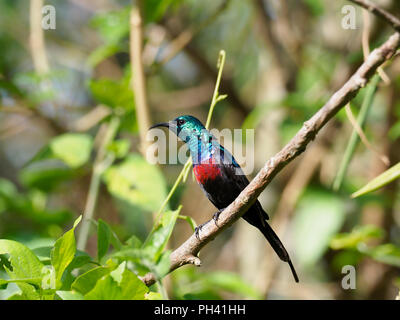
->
<box><xmin>177</xmin><ymin>119</ymin><xmax>185</xmax><ymax>126</ymax></box>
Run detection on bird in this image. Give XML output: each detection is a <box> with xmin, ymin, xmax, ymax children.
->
<box><xmin>149</xmin><ymin>115</ymin><xmax>299</xmax><ymax>282</ymax></box>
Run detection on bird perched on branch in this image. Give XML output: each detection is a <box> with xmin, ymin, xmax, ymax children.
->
<box><xmin>150</xmin><ymin>115</ymin><xmax>299</xmax><ymax>282</ymax></box>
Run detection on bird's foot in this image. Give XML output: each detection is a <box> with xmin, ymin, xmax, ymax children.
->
<box><xmin>212</xmin><ymin>208</ymin><xmax>225</xmax><ymax>226</ymax></box>
<box><xmin>195</xmin><ymin>210</ymin><xmax>226</xmax><ymax>239</ymax></box>
<box><xmin>195</xmin><ymin>222</ymin><xmax>208</xmax><ymax>240</ymax></box>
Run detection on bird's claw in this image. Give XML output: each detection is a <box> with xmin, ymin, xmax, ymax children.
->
<box><xmin>195</xmin><ymin>223</ymin><xmax>206</xmax><ymax>240</ymax></box>
<box><xmin>195</xmin><ymin>210</ymin><xmax>225</xmax><ymax>239</ymax></box>
<box><xmin>212</xmin><ymin>209</ymin><xmax>224</xmax><ymax>226</ymax></box>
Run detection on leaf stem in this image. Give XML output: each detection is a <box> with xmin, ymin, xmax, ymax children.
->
<box><xmin>205</xmin><ymin>50</ymin><xmax>226</xmax><ymax>129</ymax></box>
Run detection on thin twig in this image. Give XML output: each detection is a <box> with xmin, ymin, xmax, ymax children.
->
<box><xmin>206</xmin><ymin>51</ymin><xmax>227</xmax><ymax>128</ymax></box>
<box><xmin>130</xmin><ymin>5</ymin><xmax>152</xmax><ymax>155</ymax></box>
<box><xmin>29</xmin><ymin>0</ymin><xmax>49</xmax><ymax>74</ymax></box>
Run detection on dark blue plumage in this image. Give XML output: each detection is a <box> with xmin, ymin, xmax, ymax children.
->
<box><xmin>150</xmin><ymin>115</ymin><xmax>298</xmax><ymax>282</ymax></box>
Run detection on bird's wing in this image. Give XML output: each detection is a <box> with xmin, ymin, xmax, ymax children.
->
<box><xmin>218</xmin><ymin>146</ymin><xmax>269</xmax><ymax>221</ymax></box>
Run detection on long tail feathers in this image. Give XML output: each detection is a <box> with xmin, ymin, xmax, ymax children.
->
<box><xmin>287</xmin><ymin>259</ymin><xmax>299</xmax><ymax>283</ymax></box>
<box><xmin>258</xmin><ymin>222</ymin><xmax>299</xmax><ymax>283</ymax></box>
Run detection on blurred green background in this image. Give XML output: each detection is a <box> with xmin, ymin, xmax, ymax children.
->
<box><xmin>0</xmin><ymin>0</ymin><xmax>400</xmax><ymax>300</ymax></box>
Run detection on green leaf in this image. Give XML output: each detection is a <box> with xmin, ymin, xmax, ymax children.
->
<box><xmin>103</xmin><ymin>154</ymin><xmax>167</xmax><ymax>213</ymax></box>
<box><xmin>51</xmin><ymin>215</ymin><xmax>82</xmax><ymax>288</ymax></box>
<box><xmin>109</xmin><ymin>229</ymin><xmax>123</xmax><ymax>252</ymax></box>
<box><xmin>330</xmin><ymin>225</ymin><xmax>384</xmax><ymax>250</ymax></box>
<box><xmin>84</xmin><ymin>275</ymin><xmax>121</xmax><ymax>300</ymax></box>
<box><xmin>0</xmin><ymin>277</ymin><xmax>42</xmax><ymax>286</ymax></box>
<box><xmin>143</xmin><ymin>208</ymin><xmax>180</xmax><ymax>261</ymax></box>
<box><xmin>111</xmin><ymin>247</ymin><xmax>152</xmax><ymax>276</ymax></box>
<box><xmin>110</xmin><ymin>262</ymin><xmax>148</xmax><ymax>299</ymax></box>
<box><xmin>351</xmin><ymin>162</ymin><xmax>400</xmax><ymax>198</ymax></box>
<box><xmin>118</xmin><ymin>271</ymin><xmax>148</xmax><ymax>300</ymax></box>
<box><xmin>97</xmin><ymin>219</ymin><xmax>112</xmax><ymax>261</ymax></box>
<box><xmin>0</xmin><ymin>240</ymin><xmax>44</xmax><ymax>279</ymax></box>
<box><xmin>84</xmin><ymin>262</ymin><xmax>148</xmax><ymax>300</ymax></box>
<box><xmin>125</xmin><ymin>235</ymin><xmax>142</xmax><ymax>248</ymax></box>
<box><xmin>50</xmin><ymin>134</ymin><xmax>93</xmax><ymax>168</ymax></box>
<box><xmin>0</xmin><ymin>240</ymin><xmax>45</xmax><ymax>299</ymax></box>
<box><xmin>56</xmin><ymin>290</ymin><xmax>85</xmax><ymax>300</ymax></box>
<box><xmin>28</xmin><ymin>133</ymin><xmax>93</xmax><ymax>169</ymax></box>
<box><xmin>293</xmin><ymin>190</ymin><xmax>346</xmax><ymax>267</ymax></box>
<box><xmin>71</xmin><ymin>266</ymin><xmax>111</xmax><ymax>295</ymax></box>
<box><xmin>7</xmin><ymin>283</ymin><xmax>41</xmax><ymax>300</ymax></box>
<box><xmin>67</xmin><ymin>250</ymin><xmax>93</xmax><ymax>270</ymax></box>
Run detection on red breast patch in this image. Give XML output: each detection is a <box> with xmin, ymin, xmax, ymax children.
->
<box><xmin>193</xmin><ymin>161</ymin><xmax>222</xmax><ymax>184</ymax></box>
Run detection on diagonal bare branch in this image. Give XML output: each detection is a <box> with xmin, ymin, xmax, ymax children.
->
<box><xmin>349</xmin><ymin>0</ymin><xmax>400</xmax><ymax>32</ymax></box>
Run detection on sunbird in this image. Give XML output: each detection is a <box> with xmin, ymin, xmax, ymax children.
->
<box><xmin>150</xmin><ymin>115</ymin><xmax>299</xmax><ymax>282</ymax></box>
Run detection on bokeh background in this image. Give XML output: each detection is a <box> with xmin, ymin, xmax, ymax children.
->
<box><xmin>1</xmin><ymin>0</ymin><xmax>400</xmax><ymax>299</ymax></box>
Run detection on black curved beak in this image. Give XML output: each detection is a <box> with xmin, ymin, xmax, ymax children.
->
<box><xmin>149</xmin><ymin>122</ymin><xmax>169</xmax><ymax>130</ymax></box>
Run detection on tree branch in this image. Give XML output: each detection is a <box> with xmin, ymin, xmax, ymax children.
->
<box><xmin>348</xmin><ymin>0</ymin><xmax>400</xmax><ymax>32</ymax></box>
<box><xmin>140</xmin><ymin>31</ymin><xmax>400</xmax><ymax>286</ymax></box>
<box><xmin>131</xmin><ymin>5</ymin><xmax>152</xmax><ymax>155</ymax></box>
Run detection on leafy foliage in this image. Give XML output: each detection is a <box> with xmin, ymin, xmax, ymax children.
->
<box><xmin>0</xmin><ymin>206</ymin><xmax>257</xmax><ymax>299</ymax></box>
<box><xmin>0</xmin><ymin>217</ymin><xmax>149</xmax><ymax>300</ymax></box>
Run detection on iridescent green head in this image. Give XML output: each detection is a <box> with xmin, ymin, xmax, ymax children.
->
<box><xmin>149</xmin><ymin>115</ymin><xmax>207</xmax><ymax>143</ymax></box>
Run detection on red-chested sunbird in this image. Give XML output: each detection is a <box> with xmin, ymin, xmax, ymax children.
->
<box><xmin>150</xmin><ymin>115</ymin><xmax>299</xmax><ymax>282</ymax></box>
